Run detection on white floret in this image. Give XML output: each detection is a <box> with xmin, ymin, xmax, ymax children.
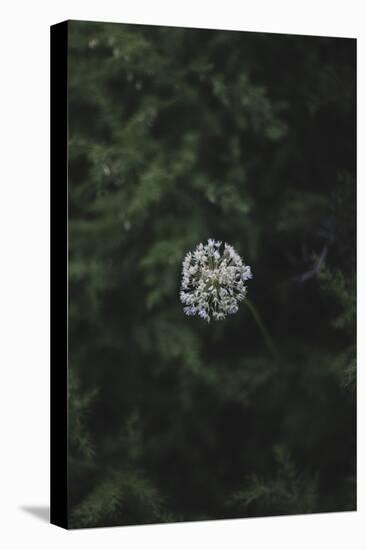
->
<box><xmin>180</xmin><ymin>239</ymin><xmax>253</xmax><ymax>322</ymax></box>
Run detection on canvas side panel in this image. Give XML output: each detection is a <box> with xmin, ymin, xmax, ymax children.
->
<box><xmin>50</xmin><ymin>20</ymin><xmax>69</xmax><ymax>529</ymax></box>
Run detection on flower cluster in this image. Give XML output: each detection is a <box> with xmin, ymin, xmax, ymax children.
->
<box><xmin>180</xmin><ymin>239</ymin><xmax>253</xmax><ymax>322</ymax></box>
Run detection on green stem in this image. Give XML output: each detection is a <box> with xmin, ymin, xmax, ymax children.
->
<box><xmin>245</xmin><ymin>298</ymin><xmax>282</xmax><ymax>363</ymax></box>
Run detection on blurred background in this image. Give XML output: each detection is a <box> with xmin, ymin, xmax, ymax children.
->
<box><xmin>67</xmin><ymin>21</ymin><xmax>356</xmax><ymax>528</ymax></box>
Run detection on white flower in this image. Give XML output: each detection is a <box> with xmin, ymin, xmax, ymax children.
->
<box><xmin>180</xmin><ymin>239</ymin><xmax>253</xmax><ymax>322</ymax></box>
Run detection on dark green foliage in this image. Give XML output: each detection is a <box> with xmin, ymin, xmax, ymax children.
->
<box><xmin>70</xmin><ymin>469</ymin><xmax>174</xmax><ymax>528</ymax></box>
<box><xmin>67</xmin><ymin>21</ymin><xmax>356</xmax><ymax>527</ymax></box>
<box><xmin>69</xmin><ymin>369</ymin><xmax>97</xmax><ymax>463</ymax></box>
<box><xmin>226</xmin><ymin>445</ymin><xmax>318</xmax><ymax>516</ymax></box>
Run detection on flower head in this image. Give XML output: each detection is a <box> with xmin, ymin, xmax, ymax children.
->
<box><xmin>180</xmin><ymin>239</ymin><xmax>253</xmax><ymax>322</ymax></box>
